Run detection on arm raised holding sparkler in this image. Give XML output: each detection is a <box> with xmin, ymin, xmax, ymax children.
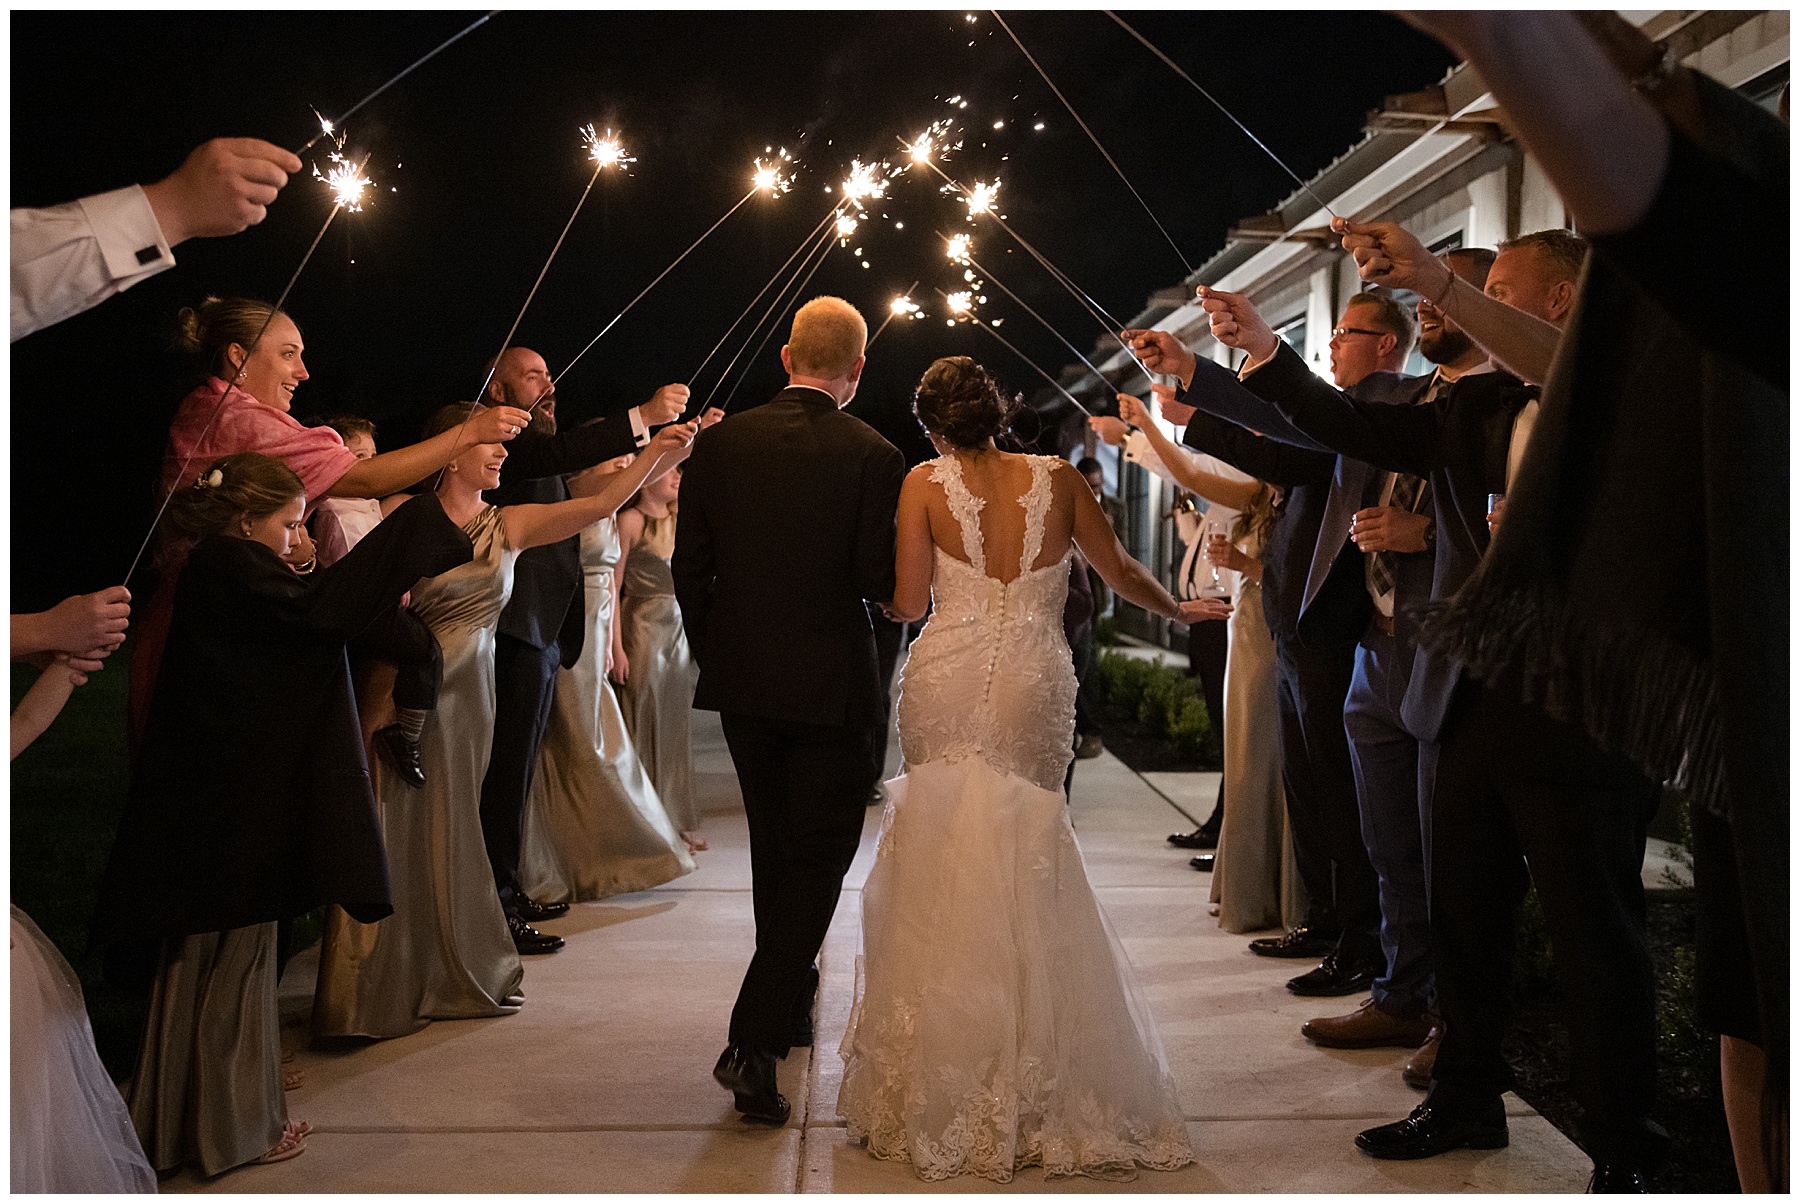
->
<box><xmin>493</xmin><ymin>421</ymin><xmax>699</xmax><ymax>552</ymax></box>
<box><xmin>12</xmin><ymin>137</ymin><xmax>303</xmax><ymax>341</ymax></box>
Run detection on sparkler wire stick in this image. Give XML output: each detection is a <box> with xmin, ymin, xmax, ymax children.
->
<box><xmin>1103</xmin><ymin>10</ymin><xmax>1338</xmax><ymax>220</ymax></box>
<box><xmin>715</xmin><ymin>213</ymin><xmax>843</xmax><ymax>413</ymax></box>
<box><xmin>298</xmin><ymin>12</ymin><xmax>498</xmax><ymax>153</ymax></box>
<box><xmin>689</xmin><ymin>201</ymin><xmax>847</xmax><ymax>402</ymax></box>
<box><xmin>700</xmin><ymin>218</ymin><xmax>840</xmax><ymax>411</ymax></box>
<box><xmin>866</xmin><ymin>279</ymin><xmax>920</xmax><ymax>350</ymax></box>
<box><xmin>965</xmin><ymin>250</ymin><xmax>1113</xmax><ymax>386</ymax></box>
<box><xmin>991</xmin><ymin>11</ymin><xmax>1195</xmax><ymax>276</ymax></box>
<box><xmin>936</xmin><ymin>288</ymin><xmax>1093</xmax><ymax>417</ymax></box>
<box><xmin>551</xmin><ymin>184</ymin><xmax>761</xmax><ymax>395</ymax></box>
<box><xmin>123</xmin><ymin>198</ymin><xmax>349</xmax><ymax>583</ymax></box>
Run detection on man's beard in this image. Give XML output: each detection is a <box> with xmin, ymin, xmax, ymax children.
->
<box><xmin>528</xmin><ymin>408</ymin><xmax>557</xmax><ymax>437</ymax></box>
<box><xmin>499</xmin><ymin>381</ymin><xmax>557</xmax><ymax>435</ymax></box>
<box><xmin>1420</xmin><ymin>326</ymin><xmax>1474</xmax><ymax>365</ymax></box>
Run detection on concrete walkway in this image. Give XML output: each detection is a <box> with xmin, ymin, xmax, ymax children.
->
<box><xmin>168</xmin><ymin>713</ymin><xmax>1592</xmax><ymax>1193</ymax></box>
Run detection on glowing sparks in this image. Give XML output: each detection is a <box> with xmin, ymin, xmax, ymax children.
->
<box><xmin>946</xmin><ymin>233</ymin><xmax>972</xmax><ymax>265</ymax></box>
<box><xmin>890</xmin><ymin>294</ymin><xmax>921</xmax><ymax>319</ymax></box>
<box><xmin>908</xmin><ymin>133</ymin><xmax>934</xmax><ymax>164</ymax></box>
<box><xmin>947</xmin><ymin>291</ymin><xmax>974</xmax><ymax>316</ymax></box>
<box><xmin>582</xmin><ymin>125</ymin><xmax>636</xmax><ymax>171</ymax></box>
<box><xmin>835</xmin><ymin>214</ymin><xmax>860</xmax><ymax>240</ymax></box>
<box><xmin>752</xmin><ymin>149</ymin><xmax>794</xmax><ymax>195</ymax></box>
<box><xmin>839</xmin><ymin>159</ymin><xmax>890</xmax><ymax>207</ymax></box>
<box><xmin>313</xmin><ymin>153</ymin><xmax>372</xmax><ymax>212</ymax></box>
<box><xmin>962</xmin><ymin>179</ymin><xmax>1001</xmax><ymax>220</ymax></box>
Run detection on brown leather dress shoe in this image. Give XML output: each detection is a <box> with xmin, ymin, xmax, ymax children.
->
<box><xmin>1403</xmin><ymin>1021</ymin><xmax>1443</xmax><ymax>1088</ymax></box>
<box><xmin>1301</xmin><ymin>999</ymin><xmax>1433</xmax><ymax>1049</ymax></box>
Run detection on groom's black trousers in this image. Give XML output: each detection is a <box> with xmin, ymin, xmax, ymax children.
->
<box><xmin>721</xmin><ymin>711</ymin><xmax>873</xmax><ymax>1056</ymax></box>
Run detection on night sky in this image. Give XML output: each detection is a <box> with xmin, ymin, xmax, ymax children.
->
<box><xmin>10</xmin><ymin>10</ymin><xmax>1457</xmax><ymax>609</ymax></box>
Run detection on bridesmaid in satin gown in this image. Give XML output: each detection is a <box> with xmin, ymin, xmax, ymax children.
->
<box><xmin>615</xmin><ymin>466</ymin><xmax>706</xmax><ymax>851</ymax></box>
<box><xmin>314</xmin><ymin>407</ymin><xmax>697</xmax><ymax>1039</ymax></box>
<box><xmin>521</xmin><ymin>453</ymin><xmax>697</xmax><ymax>903</ymax></box>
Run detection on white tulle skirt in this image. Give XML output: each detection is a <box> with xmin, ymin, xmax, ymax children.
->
<box><xmin>11</xmin><ymin>906</ymin><xmax>156</xmax><ymax>1193</ymax></box>
<box><xmin>837</xmin><ymin>758</ymin><xmax>1193</xmax><ymax>1183</ymax></box>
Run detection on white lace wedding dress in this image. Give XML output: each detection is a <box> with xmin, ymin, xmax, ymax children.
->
<box><xmin>837</xmin><ymin>454</ymin><xmax>1193</xmax><ymax>1183</ymax></box>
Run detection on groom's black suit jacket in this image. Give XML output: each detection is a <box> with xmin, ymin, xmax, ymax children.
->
<box><xmin>673</xmin><ymin>386</ymin><xmax>906</xmax><ymax>729</ymax></box>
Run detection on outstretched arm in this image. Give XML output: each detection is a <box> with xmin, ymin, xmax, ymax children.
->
<box><xmin>1066</xmin><ymin>464</ymin><xmax>1223</xmax><ymax>625</ymax></box>
<box><xmin>1117</xmin><ymin>394</ymin><xmax>1266</xmax><ymax>509</ymax></box>
<box><xmin>12</xmin><ymin>657</ymin><xmax>86</xmax><ymax>759</ymax></box>
<box><xmin>501</xmin><ymin>422</ymin><xmax>697</xmax><ymax>551</ymax></box>
<box><xmin>326</xmin><ymin>404</ymin><xmax>533</xmax><ymax>499</ymax></box>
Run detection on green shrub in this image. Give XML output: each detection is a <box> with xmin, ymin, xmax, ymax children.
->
<box><xmin>1093</xmin><ymin>650</ymin><xmax>1215</xmax><ymax>763</ymax></box>
<box><xmin>1095</xmin><ymin>615</ymin><xmax>1119</xmax><ymax>646</ymax></box>
<box><xmin>1656</xmin><ymin>943</ymin><xmax>1710</xmax><ymax>1065</ymax></box>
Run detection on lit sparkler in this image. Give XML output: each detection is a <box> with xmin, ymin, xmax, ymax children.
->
<box><xmin>961</xmin><ymin>179</ymin><xmax>1001</xmax><ymax>220</ymax></box>
<box><xmin>840</xmin><ymin>159</ymin><xmax>890</xmax><ymax>207</ymax></box>
<box><xmin>947</xmin><ymin>291</ymin><xmax>974</xmax><ymax>317</ymax></box>
<box><xmin>313</xmin><ymin>152</ymin><xmax>373</xmax><ymax>212</ymax></box>
<box><xmin>835</xmin><ymin>213</ymin><xmax>860</xmax><ymax>241</ymax></box>
<box><xmin>753</xmin><ymin>149</ymin><xmax>795</xmax><ymax>195</ymax></box>
<box><xmin>891</xmin><ymin>295</ymin><xmax>921</xmax><ymax>317</ymax></box>
<box><xmin>946</xmin><ymin>233</ymin><xmax>973</xmax><ymax>265</ymax></box>
<box><xmin>583</xmin><ymin>125</ymin><xmax>636</xmax><ymax>171</ymax></box>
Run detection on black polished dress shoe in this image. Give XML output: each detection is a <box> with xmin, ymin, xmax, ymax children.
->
<box><xmin>1248</xmin><ymin>925</ymin><xmax>1337</xmax><ymax>959</ymax></box>
<box><xmin>1587</xmin><ymin>1166</ymin><xmax>1649</xmax><ymax>1193</ymax></box>
<box><xmin>372</xmin><ymin>725</ymin><xmax>427</xmax><ymax>789</ymax></box>
<box><xmin>713</xmin><ymin>1044</ymin><xmax>790</xmax><ymax>1125</ymax></box>
<box><xmin>513</xmin><ymin>894</ymin><xmax>570</xmax><ymax>923</ymax></box>
<box><xmin>1287</xmin><ymin>953</ymin><xmax>1379</xmax><ymax>996</ymax></box>
<box><xmin>1355</xmin><ymin>1102</ymin><xmax>1508</xmax><ymax>1160</ymax></box>
<box><xmin>507</xmin><ymin>913</ymin><xmax>564</xmax><ymax>954</ymax></box>
<box><xmin>1168</xmin><ymin>827</ymin><xmax>1217</xmax><ymax>850</ymax></box>
<box><xmin>1189</xmin><ymin>854</ymin><xmax>1215</xmax><ymax>872</ymax></box>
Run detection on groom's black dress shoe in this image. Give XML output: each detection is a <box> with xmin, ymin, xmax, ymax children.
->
<box><xmin>1355</xmin><ymin>1102</ymin><xmax>1508</xmax><ymax>1159</ymax></box>
<box><xmin>1287</xmin><ymin>952</ymin><xmax>1379</xmax><ymax>996</ymax></box>
<box><xmin>1188</xmin><ymin>854</ymin><xmax>1215</xmax><ymax>873</ymax></box>
<box><xmin>1587</xmin><ymin>1166</ymin><xmax>1649</xmax><ymax>1193</ymax></box>
<box><xmin>1248</xmin><ymin>925</ymin><xmax>1336</xmax><ymax>959</ymax></box>
<box><xmin>714</xmin><ymin>1044</ymin><xmax>790</xmax><ymax>1125</ymax></box>
<box><xmin>1168</xmin><ymin>827</ymin><xmax>1217</xmax><ymax>850</ymax></box>
<box><xmin>513</xmin><ymin>894</ymin><xmax>570</xmax><ymax>923</ymax></box>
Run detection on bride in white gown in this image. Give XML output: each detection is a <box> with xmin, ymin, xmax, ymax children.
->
<box><xmin>838</xmin><ymin>358</ymin><xmax>1223</xmax><ymax>1183</ymax></box>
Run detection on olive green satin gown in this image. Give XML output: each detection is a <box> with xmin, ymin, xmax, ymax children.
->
<box><xmin>618</xmin><ymin>511</ymin><xmax>702</xmax><ymax>833</ymax></box>
<box><xmin>521</xmin><ymin>517</ymin><xmax>696</xmax><ymax>902</ymax></box>
<box><xmin>314</xmin><ymin>506</ymin><xmax>525</xmax><ymax>1038</ymax></box>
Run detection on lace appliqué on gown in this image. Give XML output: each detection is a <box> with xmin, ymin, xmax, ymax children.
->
<box><xmin>841</xmin><ymin>455</ymin><xmax>1192</xmax><ymax>1183</ymax></box>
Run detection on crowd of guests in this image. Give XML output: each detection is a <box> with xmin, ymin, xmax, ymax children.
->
<box><xmin>8</xmin><ymin>10</ymin><xmax>1785</xmax><ymax>1193</ymax></box>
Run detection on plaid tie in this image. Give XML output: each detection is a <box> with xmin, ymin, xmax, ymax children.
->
<box><xmin>1368</xmin><ymin>472</ymin><xmax>1425</xmax><ymax>598</ymax></box>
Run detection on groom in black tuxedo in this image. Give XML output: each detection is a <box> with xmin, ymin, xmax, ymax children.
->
<box><xmin>673</xmin><ymin>296</ymin><xmax>906</xmax><ymax>1125</ymax></box>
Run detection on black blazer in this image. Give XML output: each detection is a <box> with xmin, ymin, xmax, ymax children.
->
<box><xmin>1179</xmin><ymin>361</ymin><xmax>1422</xmax><ymax>650</ymax></box>
<box><xmin>485</xmin><ymin>411</ymin><xmax>639</xmax><ymax>665</ymax></box>
<box><xmin>673</xmin><ymin>386</ymin><xmax>905</xmax><ymax>728</ymax></box>
<box><xmin>1236</xmin><ymin>343</ymin><xmax>1534</xmax><ymax>740</ymax></box>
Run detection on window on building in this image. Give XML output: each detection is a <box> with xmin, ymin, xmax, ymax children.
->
<box><xmin>1275</xmin><ymin>315</ymin><xmax>1306</xmax><ymax>354</ymax></box>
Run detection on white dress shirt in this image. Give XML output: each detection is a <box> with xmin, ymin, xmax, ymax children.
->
<box><xmin>11</xmin><ymin>185</ymin><xmax>174</xmax><ymax>341</ymax></box>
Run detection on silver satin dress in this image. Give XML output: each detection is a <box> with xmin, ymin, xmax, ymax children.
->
<box><xmin>521</xmin><ymin>517</ymin><xmax>696</xmax><ymax>902</ymax></box>
<box><xmin>618</xmin><ymin>511</ymin><xmax>701</xmax><ymax>833</ymax></box>
<box><xmin>314</xmin><ymin>505</ymin><xmax>525</xmax><ymax>1038</ymax></box>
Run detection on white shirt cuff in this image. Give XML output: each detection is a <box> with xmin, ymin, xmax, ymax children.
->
<box><xmin>627</xmin><ymin>406</ymin><xmax>650</xmax><ymax>447</ymax></box>
<box><xmin>79</xmin><ymin>185</ymin><xmax>173</xmax><ymax>283</ymax></box>
<box><xmin>1237</xmin><ymin>342</ymin><xmax>1279</xmax><ymax>380</ymax></box>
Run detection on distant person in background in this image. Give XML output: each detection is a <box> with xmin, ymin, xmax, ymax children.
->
<box><xmin>12</xmin><ymin>137</ymin><xmax>302</xmax><ymax>341</ymax></box>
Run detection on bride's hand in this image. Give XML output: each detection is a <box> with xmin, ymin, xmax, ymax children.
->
<box><xmin>1176</xmin><ymin>597</ymin><xmax>1232</xmax><ymax>624</ymax></box>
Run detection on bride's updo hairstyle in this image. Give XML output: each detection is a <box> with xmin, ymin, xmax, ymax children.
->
<box><xmin>913</xmin><ymin>356</ymin><xmax>1020</xmax><ymax>451</ymax></box>
<box><xmin>175</xmin><ymin>296</ymin><xmax>289</xmax><ymax>382</ymax></box>
<box><xmin>157</xmin><ymin>452</ymin><xmax>304</xmax><ymax>568</ymax></box>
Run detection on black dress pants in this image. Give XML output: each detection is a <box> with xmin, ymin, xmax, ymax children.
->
<box><xmin>869</xmin><ymin>607</ymin><xmax>907</xmax><ymax>785</ymax></box>
<box><xmin>1186</xmin><ymin>616</ymin><xmax>1229</xmax><ymax>813</ymax></box>
<box><xmin>1427</xmin><ymin>679</ymin><xmax>1665</xmax><ymax>1168</ymax></box>
<box><xmin>348</xmin><ymin>604</ymin><xmax>443</xmax><ymax>712</ymax></box>
<box><xmin>479</xmin><ymin>632</ymin><xmax>562</xmax><ymax>908</ymax></box>
<box><xmin>721</xmin><ymin>711</ymin><xmax>872</xmax><ymax>1055</ymax></box>
<box><xmin>1272</xmin><ymin>634</ymin><xmax>1381</xmax><ymax>960</ymax></box>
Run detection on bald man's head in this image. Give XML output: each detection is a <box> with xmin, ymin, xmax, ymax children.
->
<box><xmin>485</xmin><ymin>346</ymin><xmax>556</xmax><ymax>432</ymax></box>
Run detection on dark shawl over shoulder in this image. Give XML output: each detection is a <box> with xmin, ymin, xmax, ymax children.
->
<box><xmin>97</xmin><ymin>495</ymin><xmax>473</xmax><ymax>942</ymax></box>
<box><xmin>1421</xmin><ymin>79</ymin><xmax>1786</xmax><ymax>1079</ymax></box>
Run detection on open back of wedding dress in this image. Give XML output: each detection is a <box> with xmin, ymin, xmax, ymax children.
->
<box><xmin>837</xmin><ymin>454</ymin><xmax>1192</xmax><ymax>1183</ymax></box>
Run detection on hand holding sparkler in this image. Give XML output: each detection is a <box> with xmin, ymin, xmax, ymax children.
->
<box><xmin>1197</xmin><ymin>286</ymin><xmax>1279</xmax><ymax>363</ymax></box>
<box><xmin>462</xmin><ymin>404</ymin><xmax>535</xmax><ymax>447</ymax></box>
<box><xmin>646</xmin><ymin>419</ymin><xmax>702</xmax><ymax>466</ymax></box>
<box><xmin>1116</xmin><ymin>392</ymin><xmax>1154</xmax><ymax>429</ymax></box>
<box><xmin>141</xmin><ymin>138</ymin><xmax>304</xmax><ymax>245</ymax></box>
<box><xmin>1088</xmin><ymin>415</ymin><xmax>1131</xmax><ymax>447</ymax></box>
<box><xmin>1151</xmin><ymin>381</ymin><xmax>1197</xmax><ymax>425</ymax></box>
<box><xmin>698</xmin><ymin>406</ymin><xmax>726</xmax><ymax>431</ymax></box>
<box><xmin>641</xmin><ymin>384</ymin><xmax>690</xmax><ymax>427</ymax></box>
<box><xmin>1119</xmin><ymin>328</ymin><xmax>1196</xmax><ymax>386</ymax></box>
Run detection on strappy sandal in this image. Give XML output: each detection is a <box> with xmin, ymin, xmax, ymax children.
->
<box><xmin>252</xmin><ymin>1130</ymin><xmax>306</xmax><ymax>1165</ymax></box>
<box><xmin>681</xmin><ymin>831</ymin><xmax>708</xmax><ymax>852</ymax></box>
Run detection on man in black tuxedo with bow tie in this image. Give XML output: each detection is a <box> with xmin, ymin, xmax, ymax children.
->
<box><xmin>674</xmin><ymin>296</ymin><xmax>906</xmax><ymax>1125</ymax></box>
